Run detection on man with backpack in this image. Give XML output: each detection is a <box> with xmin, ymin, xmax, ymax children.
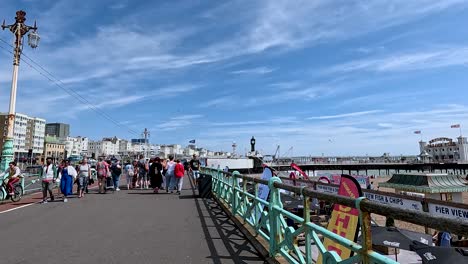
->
<box><xmin>96</xmin><ymin>157</ymin><xmax>110</xmax><ymax>194</ymax></box>
<box><xmin>110</xmin><ymin>160</ymin><xmax>122</xmax><ymax>191</ymax></box>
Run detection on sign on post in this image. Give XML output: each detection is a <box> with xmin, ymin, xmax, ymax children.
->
<box><xmin>317</xmin><ymin>175</ymin><xmax>363</xmax><ymax>263</ymax></box>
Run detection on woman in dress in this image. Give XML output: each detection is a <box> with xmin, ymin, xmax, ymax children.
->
<box><xmin>150</xmin><ymin>157</ymin><xmax>164</xmax><ymax>193</ymax></box>
<box><xmin>60</xmin><ymin>160</ymin><xmax>77</xmax><ymax>202</ymax></box>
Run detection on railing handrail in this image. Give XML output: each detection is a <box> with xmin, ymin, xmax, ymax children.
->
<box><xmin>205</xmin><ymin>167</ymin><xmax>468</xmax><ymax>236</ymax></box>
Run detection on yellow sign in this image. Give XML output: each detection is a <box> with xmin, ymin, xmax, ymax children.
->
<box><xmin>317</xmin><ymin>175</ymin><xmax>362</xmax><ymax>263</ymax></box>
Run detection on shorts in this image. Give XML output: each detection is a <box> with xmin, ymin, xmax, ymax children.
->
<box><xmin>138</xmin><ymin>173</ymin><xmax>147</xmax><ymax>181</ymax></box>
<box><xmin>192</xmin><ymin>170</ymin><xmax>200</xmax><ymax>180</ymax></box>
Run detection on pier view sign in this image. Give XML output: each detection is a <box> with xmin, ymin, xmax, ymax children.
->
<box><xmin>428</xmin><ymin>204</ymin><xmax>468</xmax><ymax>221</ymax></box>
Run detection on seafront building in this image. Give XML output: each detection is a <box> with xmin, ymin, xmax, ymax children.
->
<box><xmin>419</xmin><ymin>136</ymin><xmax>468</xmax><ymax>162</ymax></box>
<box><xmin>45</xmin><ymin>123</ymin><xmax>70</xmax><ymax>138</ymax></box>
<box><xmin>42</xmin><ymin>136</ymin><xmax>66</xmax><ymax>162</ymax></box>
<box><xmin>0</xmin><ymin>113</ymin><xmax>46</xmax><ymax>160</ymax></box>
<box><xmin>64</xmin><ymin>136</ymin><xmax>89</xmax><ymax>158</ymax></box>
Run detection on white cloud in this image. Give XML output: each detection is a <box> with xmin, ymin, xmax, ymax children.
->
<box><xmin>230</xmin><ymin>67</ymin><xmax>275</xmax><ymax>75</ymax></box>
<box><xmin>327</xmin><ymin>46</ymin><xmax>468</xmax><ymax>74</ymax></box>
<box><xmin>172</xmin><ymin>114</ymin><xmax>204</xmax><ymax>120</ymax></box>
<box><xmin>199</xmin><ymin>96</ymin><xmax>236</xmax><ymax>108</ymax></box>
<box><xmin>242</xmin><ymin>0</ymin><xmax>467</xmax><ymax>53</ymax></box>
<box><xmin>156</xmin><ymin>114</ymin><xmax>203</xmax><ymax>131</ymax></box>
<box><xmin>308</xmin><ymin>110</ymin><xmax>383</xmax><ymax>120</ymax></box>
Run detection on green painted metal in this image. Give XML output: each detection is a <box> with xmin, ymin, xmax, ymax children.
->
<box><xmin>0</xmin><ymin>138</ymin><xmax>14</xmax><ymax>172</ymax></box>
<box><xmin>204</xmin><ymin>168</ymin><xmax>398</xmax><ymax>264</ymax></box>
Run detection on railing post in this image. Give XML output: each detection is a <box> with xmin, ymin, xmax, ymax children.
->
<box><xmin>232</xmin><ymin>171</ymin><xmax>240</xmax><ymax>216</ymax></box>
<box><xmin>254</xmin><ymin>181</ymin><xmax>259</xmax><ymax>229</ymax></box>
<box><xmin>268</xmin><ymin>176</ymin><xmax>283</xmax><ymax>257</ymax></box>
<box><xmin>301</xmin><ymin>187</ymin><xmax>313</xmax><ymax>264</ymax></box>
<box><xmin>21</xmin><ymin>176</ymin><xmax>25</xmax><ymax>195</ymax></box>
<box><xmin>356</xmin><ymin>197</ymin><xmax>372</xmax><ymax>264</ymax></box>
<box><xmin>242</xmin><ymin>175</ymin><xmax>248</xmax><ymax>225</ymax></box>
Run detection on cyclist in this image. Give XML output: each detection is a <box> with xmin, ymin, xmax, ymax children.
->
<box><xmin>1</xmin><ymin>161</ymin><xmax>21</xmax><ymax>196</ymax></box>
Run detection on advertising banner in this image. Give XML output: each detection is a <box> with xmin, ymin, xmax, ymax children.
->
<box><xmin>364</xmin><ymin>192</ymin><xmax>423</xmax><ymax>212</ymax></box>
<box><xmin>332</xmin><ymin>174</ymin><xmax>370</xmax><ymax>188</ymax></box>
<box><xmin>317</xmin><ymin>175</ymin><xmax>363</xmax><ymax>264</ymax></box>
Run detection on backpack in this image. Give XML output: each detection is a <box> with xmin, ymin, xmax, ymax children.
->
<box><xmin>138</xmin><ymin>160</ymin><xmax>148</xmax><ymax>173</ymax></box>
<box><xmin>111</xmin><ymin>164</ymin><xmax>122</xmax><ymax>175</ymax></box>
<box><xmin>126</xmin><ymin>165</ymin><xmax>134</xmax><ymax>177</ymax></box>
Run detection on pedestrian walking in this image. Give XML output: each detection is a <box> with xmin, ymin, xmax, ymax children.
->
<box><xmin>124</xmin><ymin>161</ymin><xmax>134</xmax><ymax>190</ymax></box>
<box><xmin>40</xmin><ymin>157</ymin><xmax>57</xmax><ymax>203</ymax></box>
<box><xmin>96</xmin><ymin>157</ymin><xmax>110</xmax><ymax>194</ymax></box>
<box><xmin>160</xmin><ymin>158</ymin><xmax>167</xmax><ymax>190</ymax></box>
<box><xmin>77</xmin><ymin>158</ymin><xmax>91</xmax><ymax>198</ymax></box>
<box><xmin>189</xmin><ymin>154</ymin><xmax>201</xmax><ymax>187</ymax></box>
<box><xmin>137</xmin><ymin>155</ymin><xmax>149</xmax><ymax>189</ymax></box>
<box><xmin>165</xmin><ymin>155</ymin><xmax>176</xmax><ymax>193</ymax></box>
<box><xmin>150</xmin><ymin>157</ymin><xmax>163</xmax><ymax>193</ymax></box>
<box><xmin>132</xmin><ymin>160</ymin><xmax>138</xmax><ymax>188</ymax></box>
<box><xmin>110</xmin><ymin>160</ymin><xmax>122</xmax><ymax>191</ymax></box>
<box><xmin>174</xmin><ymin>159</ymin><xmax>185</xmax><ymax>195</ymax></box>
<box><xmin>60</xmin><ymin>160</ymin><xmax>77</xmax><ymax>202</ymax></box>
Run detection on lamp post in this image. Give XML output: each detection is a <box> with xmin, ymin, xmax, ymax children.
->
<box><xmin>0</xmin><ymin>10</ymin><xmax>40</xmax><ymax>171</ymax></box>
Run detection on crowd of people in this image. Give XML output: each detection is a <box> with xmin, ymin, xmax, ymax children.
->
<box><xmin>37</xmin><ymin>154</ymin><xmax>202</xmax><ymax>203</ymax></box>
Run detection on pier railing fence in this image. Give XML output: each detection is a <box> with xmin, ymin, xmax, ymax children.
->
<box><xmin>202</xmin><ymin>167</ymin><xmax>468</xmax><ymax>264</ymax></box>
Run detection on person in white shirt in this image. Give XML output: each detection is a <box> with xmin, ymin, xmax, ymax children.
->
<box><xmin>1</xmin><ymin>162</ymin><xmax>21</xmax><ymax>196</ymax></box>
<box><xmin>77</xmin><ymin>158</ymin><xmax>91</xmax><ymax>198</ymax></box>
<box><xmin>41</xmin><ymin>158</ymin><xmax>57</xmax><ymax>203</ymax></box>
<box><xmin>165</xmin><ymin>155</ymin><xmax>176</xmax><ymax>193</ymax></box>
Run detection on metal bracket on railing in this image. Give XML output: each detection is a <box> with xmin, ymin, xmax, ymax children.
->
<box><xmin>355</xmin><ymin>197</ymin><xmax>366</xmax><ymax>214</ymax></box>
<box><xmin>299</xmin><ymin>185</ymin><xmax>306</xmax><ymax>200</ymax></box>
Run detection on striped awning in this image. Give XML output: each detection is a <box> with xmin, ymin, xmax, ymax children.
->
<box><xmin>379</xmin><ymin>173</ymin><xmax>468</xmax><ymax>193</ymax></box>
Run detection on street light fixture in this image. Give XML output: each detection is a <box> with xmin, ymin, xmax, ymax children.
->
<box><xmin>0</xmin><ymin>10</ymin><xmax>39</xmax><ymax>171</ymax></box>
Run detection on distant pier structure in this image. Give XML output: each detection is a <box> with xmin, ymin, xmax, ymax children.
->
<box><xmin>270</xmin><ymin>160</ymin><xmax>468</xmax><ymax>177</ymax></box>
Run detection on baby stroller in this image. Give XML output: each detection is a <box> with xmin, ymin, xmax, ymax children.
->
<box><xmin>105</xmin><ymin>176</ymin><xmax>115</xmax><ymax>193</ymax></box>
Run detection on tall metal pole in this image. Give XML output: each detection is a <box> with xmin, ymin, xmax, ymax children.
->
<box><xmin>0</xmin><ymin>10</ymin><xmax>39</xmax><ymax>171</ymax></box>
<box><xmin>142</xmin><ymin>128</ymin><xmax>150</xmax><ymax>159</ymax></box>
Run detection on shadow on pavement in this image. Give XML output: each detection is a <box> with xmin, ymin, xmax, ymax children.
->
<box><xmin>178</xmin><ymin>194</ymin><xmax>198</xmax><ymax>199</ymax></box>
<box><xmin>189</xmin><ymin>177</ymin><xmax>266</xmax><ymax>264</ymax></box>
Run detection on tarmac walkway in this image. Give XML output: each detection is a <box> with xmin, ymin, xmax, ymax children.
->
<box><xmin>0</xmin><ymin>175</ymin><xmax>265</xmax><ymax>264</ymax></box>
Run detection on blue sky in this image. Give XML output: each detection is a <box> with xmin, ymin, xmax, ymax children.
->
<box><xmin>1</xmin><ymin>1</ymin><xmax>468</xmax><ymax>156</ymax></box>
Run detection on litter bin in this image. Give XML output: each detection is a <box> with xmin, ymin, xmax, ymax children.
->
<box><xmin>197</xmin><ymin>173</ymin><xmax>212</xmax><ymax>198</ymax></box>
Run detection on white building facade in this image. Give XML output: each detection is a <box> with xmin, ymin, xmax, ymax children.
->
<box><xmin>0</xmin><ymin>113</ymin><xmax>46</xmax><ymax>156</ymax></box>
<box><xmin>419</xmin><ymin>136</ymin><xmax>468</xmax><ymax>162</ymax></box>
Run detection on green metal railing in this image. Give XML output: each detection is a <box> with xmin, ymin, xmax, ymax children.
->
<box><xmin>203</xmin><ymin>168</ymin><xmax>468</xmax><ymax>264</ymax></box>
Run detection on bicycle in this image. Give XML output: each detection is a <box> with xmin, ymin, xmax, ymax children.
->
<box><xmin>0</xmin><ymin>176</ymin><xmax>23</xmax><ymax>202</ymax></box>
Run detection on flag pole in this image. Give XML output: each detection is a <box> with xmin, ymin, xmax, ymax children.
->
<box><xmin>460</xmin><ymin>125</ymin><xmax>462</xmax><ymax>137</ymax></box>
